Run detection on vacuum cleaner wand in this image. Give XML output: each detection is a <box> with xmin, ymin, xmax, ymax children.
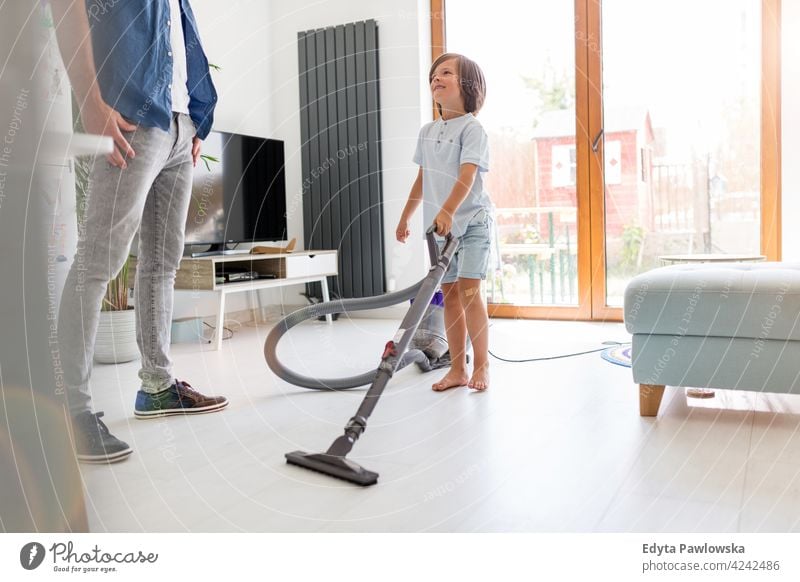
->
<box><xmin>285</xmin><ymin>225</ymin><xmax>458</xmax><ymax>486</ymax></box>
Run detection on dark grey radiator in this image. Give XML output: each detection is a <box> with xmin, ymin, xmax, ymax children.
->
<box><xmin>298</xmin><ymin>20</ymin><xmax>385</xmax><ymax>299</ymax></box>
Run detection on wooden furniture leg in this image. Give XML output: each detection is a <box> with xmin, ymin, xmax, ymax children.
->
<box><xmin>640</xmin><ymin>384</ymin><xmax>665</xmax><ymax>417</ymax></box>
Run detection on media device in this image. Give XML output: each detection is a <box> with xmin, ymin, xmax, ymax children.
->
<box><xmin>224</xmin><ymin>271</ymin><xmax>260</xmax><ymax>282</ymax></box>
<box><xmin>184</xmin><ymin>131</ymin><xmax>287</xmax><ymax>256</ymax></box>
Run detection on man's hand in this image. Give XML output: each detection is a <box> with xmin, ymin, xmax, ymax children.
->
<box><xmin>192</xmin><ymin>136</ymin><xmax>202</xmax><ymax>167</ymax></box>
<box><xmin>50</xmin><ymin>0</ymin><xmax>136</xmax><ymax>168</ymax></box>
<box><xmin>80</xmin><ymin>96</ymin><xmax>136</xmax><ymax>169</ymax></box>
<box><xmin>49</xmin><ymin>1</ymin><xmax>135</xmax><ymax>168</ymax></box>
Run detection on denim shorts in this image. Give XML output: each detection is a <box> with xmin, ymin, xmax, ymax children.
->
<box><xmin>438</xmin><ymin>208</ymin><xmax>493</xmax><ymax>284</ymax></box>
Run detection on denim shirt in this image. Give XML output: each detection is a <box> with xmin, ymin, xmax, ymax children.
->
<box><xmin>86</xmin><ymin>0</ymin><xmax>217</xmax><ymax>139</ymax></box>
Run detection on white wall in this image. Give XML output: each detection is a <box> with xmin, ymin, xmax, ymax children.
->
<box><xmin>181</xmin><ymin>0</ymin><xmax>432</xmax><ymax>320</ymax></box>
<box><xmin>176</xmin><ymin>0</ymin><xmax>275</xmax><ymax>320</ymax></box>
<box><xmin>192</xmin><ymin>0</ymin><xmax>273</xmax><ymax>136</ymax></box>
<box><xmin>782</xmin><ymin>1</ymin><xmax>800</xmax><ymax>260</ymax></box>
<box><xmin>268</xmin><ymin>0</ymin><xmax>432</xmax><ymax>295</ymax></box>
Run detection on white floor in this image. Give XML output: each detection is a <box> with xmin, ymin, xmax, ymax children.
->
<box><xmin>80</xmin><ymin>315</ymin><xmax>800</xmax><ymax>532</ymax></box>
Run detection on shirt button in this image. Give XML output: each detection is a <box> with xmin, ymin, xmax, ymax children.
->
<box><xmin>169</xmin><ymin>84</ymin><xmax>173</xmax><ymax>89</ymax></box>
<box><xmin>167</xmin><ymin>20</ymin><xmax>171</xmax><ymax>26</ymax></box>
<box><xmin>168</xmin><ymin>52</ymin><xmax>173</xmax><ymax>57</ymax></box>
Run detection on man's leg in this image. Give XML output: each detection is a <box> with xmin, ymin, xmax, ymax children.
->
<box><xmin>58</xmin><ymin>124</ymin><xmax>174</xmax><ymax>461</ymax></box>
<box><xmin>133</xmin><ymin>114</ymin><xmax>228</xmax><ymax>418</ymax></box>
<box><xmin>134</xmin><ymin>114</ymin><xmax>194</xmax><ymax>393</ymax></box>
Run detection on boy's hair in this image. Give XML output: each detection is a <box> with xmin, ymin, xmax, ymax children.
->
<box><xmin>429</xmin><ymin>52</ymin><xmax>486</xmax><ymax>116</ymax></box>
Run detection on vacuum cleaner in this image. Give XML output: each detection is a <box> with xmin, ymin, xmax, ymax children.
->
<box><xmin>263</xmin><ymin>225</ymin><xmax>458</xmax><ymax>485</ymax></box>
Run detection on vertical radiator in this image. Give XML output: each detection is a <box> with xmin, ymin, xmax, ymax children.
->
<box><xmin>298</xmin><ymin>20</ymin><xmax>385</xmax><ymax>299</ymax></box>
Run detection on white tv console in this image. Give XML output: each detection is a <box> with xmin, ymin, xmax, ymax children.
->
<box><xmin>174</xmin><ymin>250</ymin><xmax>337</xmax><ymax>350</ymax></box>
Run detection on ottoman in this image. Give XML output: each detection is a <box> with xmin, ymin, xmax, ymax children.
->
<box><xmin>623</xmin><ymin>262</ymin><xmax>800</xmax><ymax>416</ymax></box>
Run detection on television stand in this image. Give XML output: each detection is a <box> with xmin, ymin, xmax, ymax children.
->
<box><xmin>172</xmin><ymin>250</ymin><xmax>338</xmax><ymax>350</ymax></box>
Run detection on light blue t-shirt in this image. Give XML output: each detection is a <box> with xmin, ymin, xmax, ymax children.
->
<box><xmin>413</xmin><ymin>113</ymin><xmax>492</xmax><ymax>237</ymax></box>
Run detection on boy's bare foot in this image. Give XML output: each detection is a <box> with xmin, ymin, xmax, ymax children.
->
<box><xmin>468</xmin><ymin>367</ymin><xmax>489</xmax><ymax>391</ymax></box>
<box><xmin>432</xmin><ymin>369</ymin><xmax>469</xmax><ymax>392</ymax></box>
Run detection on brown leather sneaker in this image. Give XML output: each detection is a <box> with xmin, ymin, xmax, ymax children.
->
<box><xmin>134</xmin><ymin>380</ymin><xmax>229</xmax><ymax>419</ymax></box>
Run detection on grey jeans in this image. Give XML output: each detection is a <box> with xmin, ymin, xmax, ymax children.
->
<box><xmin>59</xmin><ymin>113</ymin><xmax>195</xmax><ymax>415</ymax></box>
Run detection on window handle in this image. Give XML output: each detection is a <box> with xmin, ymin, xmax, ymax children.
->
<box><xmin>591</xmin><ymin>129</ymin><xmax>604</xmax><ymax>153</ymax></box>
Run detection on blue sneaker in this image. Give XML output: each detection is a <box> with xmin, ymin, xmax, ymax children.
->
<box><xmin>134</xmin><ymin>380</ymin><xmax>229</xmax><ymax>419</ymax></box>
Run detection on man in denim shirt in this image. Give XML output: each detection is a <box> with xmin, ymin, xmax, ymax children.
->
<box><xmin>51</xmin><ymin>0</ymin><xmax>228</xmax><ymax>463</ymax></box>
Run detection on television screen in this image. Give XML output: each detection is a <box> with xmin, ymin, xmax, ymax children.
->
<box><xmin>184</xmin><ymin>131</ymin><xmax>287</xmax><ymax>249</ymax></box>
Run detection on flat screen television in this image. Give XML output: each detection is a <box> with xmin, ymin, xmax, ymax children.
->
<box><xmin>184</xmin><ymin>131</ymin><xmax>287</xmax><ymax>256</ymax></box>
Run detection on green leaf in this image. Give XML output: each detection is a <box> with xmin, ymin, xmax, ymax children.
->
<box><xmin>200</xmin><ymin>153</ymin><xmax>219</xmax><ymax>172</ymax></box>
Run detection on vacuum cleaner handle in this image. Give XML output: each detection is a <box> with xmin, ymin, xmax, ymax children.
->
<box><xmin>425</xmin><ymin>223</ymin><xmax>455</xmax><ymax>267</ymax></box>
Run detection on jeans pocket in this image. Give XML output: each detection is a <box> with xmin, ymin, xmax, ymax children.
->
<box><xmin>188</xmin><ymin>114</ymin><xmax>198</xmax><ymax>132</ymax></box>
<box><xmin>469</xmin><ymin>208</ymin><xmax>491</xmax><ymax>229</ymax></box>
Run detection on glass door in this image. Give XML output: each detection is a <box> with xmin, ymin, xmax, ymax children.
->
<box><xmin>600</xmin><ymin>0</ymin><xmax>763</xmax><ymax>307</ymax></box>
<box><xmin>439</xmin><ymin>0</ymin><xmax>779</xmax><ymax>319</ymax></box>
<box><xmin>446</xmin><ymin>0</ymin><xmax>585</xmax><ymax>318</ymax></box>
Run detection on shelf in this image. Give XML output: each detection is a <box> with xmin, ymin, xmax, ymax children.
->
<box><xmin>207</xmin><ymin>274</ymin><xmax>335</xmax><ymax>292</ymax></box>
<box><xmin>174</xmin><ymin>250</ymin><xmax>337</xmax><ymax>291</ymax></box>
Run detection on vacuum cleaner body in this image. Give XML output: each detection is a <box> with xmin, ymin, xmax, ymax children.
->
<box><xmin>409</xmin><ymin>290</ymin><xmax>451</xmax><ymax>371</ymax></box>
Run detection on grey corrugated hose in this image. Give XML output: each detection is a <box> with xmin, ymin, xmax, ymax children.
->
<box><xmin>263</xmin><ymin>280</ymin><xmax>438</xmax><ymax>390</ymax></box>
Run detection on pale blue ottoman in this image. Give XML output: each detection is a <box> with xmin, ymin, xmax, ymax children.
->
<box><xmin>624</xmin><ymin>262</ymin><xmax>800</xmax><ymax>416</ymax></box>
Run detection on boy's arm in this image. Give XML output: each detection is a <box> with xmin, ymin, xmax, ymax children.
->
<box><xmin>50</xmin><ymin>0</ymin><xmax>137</xmax><ymax>168</ymax></box>
<box><xmin>396</xmin><ymin>167</ymin><xmax>423</xmax><ymax>242</ymax></box>
<box><xmin>434</xmin><ymin>163</ymin><xmax>478</xmax><ymax>236</ymax></box>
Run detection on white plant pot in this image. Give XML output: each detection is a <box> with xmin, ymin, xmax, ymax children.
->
<box><xmin>94</xmin><ymin>308</ymin><xmax>139</xmax><ymax>364</ymax></box>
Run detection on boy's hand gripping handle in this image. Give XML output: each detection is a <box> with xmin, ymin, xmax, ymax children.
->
<box><xmin>425</xmin><ymin>223</ymin><xmax>456</xmax><ymax>267</ymax></box>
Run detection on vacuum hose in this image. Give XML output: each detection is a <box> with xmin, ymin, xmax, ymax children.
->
<box><xmin>264</xmin><ymin>278</ymin><xmax>440</xmax><ymax>390</ymax></box>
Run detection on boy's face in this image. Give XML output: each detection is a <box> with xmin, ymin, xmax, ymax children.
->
<box><xmin>430</xmin><ymin>58</ymin><xmax>463</xmax><ymax>111</ymax></box>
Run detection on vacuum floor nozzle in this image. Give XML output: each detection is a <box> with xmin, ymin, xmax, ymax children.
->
<box><xmin>285</xmin><ymin>451</ymin><xmax>379</xmax><ymax>486</ymax></box>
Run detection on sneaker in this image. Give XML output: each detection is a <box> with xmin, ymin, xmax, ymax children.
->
<box><xmin>134</xmin><ymin>379</ymin><xmax>229</xmax><ymax>419</ymax></box>
<box><xmin>71</xmin><ymin>411</ymin><xmax>133</xmax><ymax>464</ymax></box>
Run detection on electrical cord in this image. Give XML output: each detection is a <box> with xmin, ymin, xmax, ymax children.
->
<box><xmin>488</xmin><ymin>341</ymin><xmax>629</xmax><ymax>363</ymax></box>
<box><xmin>300</xmin><ymin>291</ymin><xmax>341</xmax><ymax>321</ymax></box>
<box><xmin>203</xmin><ymin>320</ymin><xmax>234</xmax><ymax>341</ymax></box>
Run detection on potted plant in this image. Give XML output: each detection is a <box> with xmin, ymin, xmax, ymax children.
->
<box><xmin>93</xmin><ymin>256</ymin><xmax>138</xmax><ymax>364</ymax></box>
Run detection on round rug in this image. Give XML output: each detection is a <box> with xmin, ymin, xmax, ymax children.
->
<box><xmin>601</xmin><ymin>344</ymin><xmax>632</xmax><ymax>367</ymax></box>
